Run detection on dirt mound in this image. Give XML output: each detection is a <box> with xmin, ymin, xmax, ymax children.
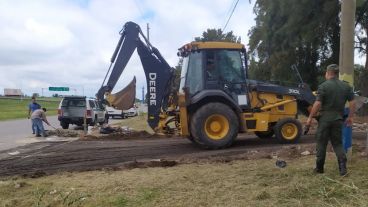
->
<box><xmin>46</xmin><ymin>126</ymin><xmax>153</xmax><ymax>140</ymax></box>
<box><xmin>85</xmin><ymin>131</ymin><xmax>152</xmax><ymax>140</ymax></box>
<box><xmin>84</xmin><ymin>126</ymin><xmax>153</xmax><ymax>140</ymax></box>
<box><xmin>46</xmin><ymin>129</ymin><xmax>81</xmax><ymax>137</ymax></box>
<box><xmin>123</xmin><ymin>159</ymin><xmax>177</xmax><ymax>169</ymax></box>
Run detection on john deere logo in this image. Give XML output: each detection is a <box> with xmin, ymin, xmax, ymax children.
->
<box><xmin>149</xmin><ymin>73</ymin><xmax>157</xmax><ymax>106</ymax></box>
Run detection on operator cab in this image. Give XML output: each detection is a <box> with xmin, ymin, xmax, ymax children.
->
<box><xmin>178</xmin><ymin>42</ymin><xmax>249</xmax><ymax>109</ymax></box>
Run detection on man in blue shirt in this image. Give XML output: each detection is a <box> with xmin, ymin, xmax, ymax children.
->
<box><xmin>27</xmin><ymin>97</ymin><xmax>41</xmax><ymax>134</ymax></box>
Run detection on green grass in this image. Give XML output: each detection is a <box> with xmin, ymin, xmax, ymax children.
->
<box><xmin>1</xmin><ymin>153</ymin><xmax>368</xmax><ymax>207</ymax></box>
<box><xmin>0</xmin><ymin>97</ymin><xmax>61</xmax><ymax>121</ymax></box>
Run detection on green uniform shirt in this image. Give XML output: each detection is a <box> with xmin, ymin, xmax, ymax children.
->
<box><xmin>316</xmin><ymin>78</ymin><xmax>354</xmax><ymax>121</ymax></box>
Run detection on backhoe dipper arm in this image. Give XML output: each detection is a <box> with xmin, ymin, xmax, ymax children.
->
<box><xmin>97</xmin><ymin>21</ymin><xmax>174</xmax><ymax>129</ymax></box>
<box><xmin>96</xmin><ymin>22</ymin><xmax>140</xmax><ymax>100</ymax></box>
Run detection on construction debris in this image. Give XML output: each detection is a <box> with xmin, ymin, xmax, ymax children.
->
<box><xmin>275</xmin><ymin>160</ymin><xmax>287</xmax><ymax>168</ymax></box>
<box><xmin>353</xmin><ymin>123</ymin><xmax>368</xmax><ymax>132</ymax></box>
<box><xmin>301</xmin><ymin>150</ymin><xmax>311</xmax><ymax>156</ymax></box>
<box><xmin>46</xmin><ymin>129</ymin><xmax>81</xmax><ymax>137</ymax></box>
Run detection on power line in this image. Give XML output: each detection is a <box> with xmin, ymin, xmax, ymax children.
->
<box><xmin>134</xmin><ymin>0</ymin><xmax>144</xmax><ymax>18</ymax></box>
<box><xmin>222</xmin><ymin>0</ymin><xmax>240</xmax><ymax>32</ymax></box>
<box><xmin>224</xmin><ymin>0</ymin><xmax>237</xmax><ymax>20</ymax></box>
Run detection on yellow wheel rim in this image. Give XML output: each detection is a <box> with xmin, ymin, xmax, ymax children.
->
<box><xmin>281</xmin><ymin>123</ymin><xmax>298</xmax><ymax>140</ymax></box>
<box><xmin>204</xmin><ymin>114</ymin><xmax>229</xmax><ymax>140</ymax></box>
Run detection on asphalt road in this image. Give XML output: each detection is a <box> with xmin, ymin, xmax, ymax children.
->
<box><xmin>0</xmin><ymin>116</ymin><xmax>60</xmax><ymax>151</ymax></box>
<box><xmin>0</xmin><ymin>116</ymin><xmax>124</xmax><ymax>151</ymax></box>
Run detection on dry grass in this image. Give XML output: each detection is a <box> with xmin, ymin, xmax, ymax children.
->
<box><xmin>1</xmin><ymin>153</ymin><xmax>368</xmax><ymax>207</ymax></box>
<box><xmin>114</xmin><ymin>114</ymin><xmax>155</xmax><ymax>134</ymax></box>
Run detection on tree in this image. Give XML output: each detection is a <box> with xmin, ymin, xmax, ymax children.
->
<box><xmin>354</xmin><ymin>64</ymin><xmax>368</xmax><ymax>96</ymax></box>
<box><xmin>355</xmin><ymin>0</ymin><xmax>368</xmax><ymax>103</ymax></box>
<box><xmin>195</xmin><ymin>29</ymin><xmax>241</xmax><ymax>43</ymax></box>
<box><xmin>248</xmin><ymin>0</ymin><xmax>340</xmax><ymax>90</ymax></box>
<box><xmin>356</xmin><ymin>0</ymin><xmax>368</xmax><ymax>69</ymax></box>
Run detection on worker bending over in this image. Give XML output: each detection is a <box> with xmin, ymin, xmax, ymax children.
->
<box><xmin>31</xmin><ymin>108</ymin><xmax>51</xmax><ymax>137</ymax></box>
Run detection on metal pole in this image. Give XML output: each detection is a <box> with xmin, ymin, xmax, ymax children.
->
<box><xmin>339</xmin><ymin>0</ymin><xmax>356</xmax><ymax>158</ymax></box>
<box><xmin>147</xmin><ymin>23</ymin><xmax>150</xmax><ymax>41</ymax></box>
<box><xmin>83</xmin><ymin>111</ymin><xmax>87</xmax><ymax>135</ymax></box>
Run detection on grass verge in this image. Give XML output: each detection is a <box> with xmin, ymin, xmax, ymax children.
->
<box><xmin>114</xmin><ymin>114</ymin><xmax>154</xmax><ymax>134</ymax></box>
<box><xmin>1</xmin><ymin>153</ymin><xmax>368</xmax><ymax>207</ymax></box>
<box><xmin>0</xmin><ymin>98</ymin><xmax>60</xmax><ymax>121</ymax></box>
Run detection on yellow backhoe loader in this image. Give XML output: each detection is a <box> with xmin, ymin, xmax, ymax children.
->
<box><xmin>97</xmin><ymin>22</ymin><xmax>315</xmax><ymax>149</ymax></box>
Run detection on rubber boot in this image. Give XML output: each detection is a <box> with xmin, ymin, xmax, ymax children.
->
<box><xmin>338</xmin><ymin>158</ymin><xmax>347</xmax><ymax>176</ymax></box>
<box><xmin>313</xmin><ymin>161</ymin><xmax>324</xmax><ymax>174</ymax></box>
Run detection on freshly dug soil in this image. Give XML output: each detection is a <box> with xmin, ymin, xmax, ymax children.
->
<box><xmin>0</xmin><ymin>131</ymin><xmax>366</xmax><ymax>177</ymax></box>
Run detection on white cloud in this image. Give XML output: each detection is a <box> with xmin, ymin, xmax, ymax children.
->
<box><xmin>0</xmin><ymin>0</ymin><xmax>256</xmax><ymax>97</ymax></box>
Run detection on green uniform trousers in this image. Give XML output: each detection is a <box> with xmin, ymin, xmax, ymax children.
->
<box><xmin>316</xmin><ymin>119</ymin><xmax>346</xmax><ymax>167</ymax></box>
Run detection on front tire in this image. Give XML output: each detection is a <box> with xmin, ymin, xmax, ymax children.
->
<box><xmin>274</xmin><ymin>118</ymin><xmax>302</xmax><ymax>143</ymax></box>
<box><xmin>190</xmin><ymin>102</ymin><xmax>238</xmax><ymax>149</ymax></box>
<box><xmin>60</xmin><ymin>121</ymin><xmax>69</xmax><ymax>129</ymax></box>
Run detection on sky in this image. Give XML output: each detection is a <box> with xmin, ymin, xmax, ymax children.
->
<box><xmin>0</xmin><ymin>0</ymin><xmax>365</xmax><ymax>98</ymax></box>
<box><xmin>0</xmin><ymin>0</ymin><xmax>256</xmax><ymax>98</ymax></box>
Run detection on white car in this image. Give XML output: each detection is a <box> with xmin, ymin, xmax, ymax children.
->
<box><xmin>106</xmin><ymin>106</ymin><xmax>125</xmax><ymax>119</ymax></box>
<box><xmin>123</xmin><ymin>106</ymin><xmax>138</xmax><ymax>117</ymax></box>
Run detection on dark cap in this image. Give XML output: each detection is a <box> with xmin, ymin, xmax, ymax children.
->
<box><xmin>326</xmin><ymin>64</ymin><xmax>339</xmax><ymax>73</ymax></box>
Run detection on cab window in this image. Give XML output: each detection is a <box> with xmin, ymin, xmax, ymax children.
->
<box><xmin>62</xmin><ymin>99</ymin><xmax>86</xmax><ymax>107</ymax></box>
<box><xmin>215</xmin><ymin>50</ymin><xmax>244</xmax><ymax>83</ymax></box>
<box><xmin>185</xmin><ymin>51</ymin><xmax>203</xmax><ymax>95</ymax></box>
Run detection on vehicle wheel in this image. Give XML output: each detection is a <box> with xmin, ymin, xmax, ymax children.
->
<box><xmin>90</xmin><ymin>116</ymin><xmax>97</xmax><ymax>126</ymax></box>
<box><xmin>60</xmin><ymin>121</ymin><xmax>69</xmax><ymax>129</ymax></box>
<box><xmin>255</xmin><ymin>130</ymin><xmax>274</xmax><ymax>139</ymax></box>
<box><xmin>274</xmin><ymin>118</ymin><xmax>302</xmax><ymax>144</ymax></box>
<box><xmin>187</xmin><ymin>136</ymin><xmax>195</xmax><ymax>143</ymax></box>
<box><xmin>190</xmin><ymin>102</ymin><xmax>238</xmax><ymax>149</ymax></box>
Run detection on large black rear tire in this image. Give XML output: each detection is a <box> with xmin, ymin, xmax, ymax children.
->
<box><xmin>274</xmin><ymin>118</ymin><xmax>302</xmax><ymax>144</ymax></box>
<box><xmin>60</xmin><ymin>121</ymin><xmax>69</xmax><ymax>129</ymax></box>
<box><xmin>190</xmin><ymin>102</ymin><xmax>238</xmax><ymax>149</ymax></box>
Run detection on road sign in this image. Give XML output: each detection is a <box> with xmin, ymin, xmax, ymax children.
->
<box><xmin>49</xmin><ymin>87</ymin><xmax>69</xmax><ymax>91</ymax></box>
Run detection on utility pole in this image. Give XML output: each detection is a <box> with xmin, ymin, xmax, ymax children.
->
<box><xmin>142</xmin><ymin>86</ymin><xmax>145</xmax><ymax>104</ymax></box>
<box><xmin>339</xmin><ymin>0</ymin><xmax>356</xmax><ymax>157</ymax></box>
<box><xmin>147</xmin><ymin>23</ymin><xmax>150</xmax><ymax>41</ymax></box>
<box><xmin>41</xmin><ymin>88</ymin><xmax>46</xmax><ymax>97</ymax></box>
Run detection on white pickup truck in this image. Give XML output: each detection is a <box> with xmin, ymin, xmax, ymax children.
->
<box><xmin>57</xmin><ymin>96</ymin><xmax>108</xmax><ymax>129</ymax></box>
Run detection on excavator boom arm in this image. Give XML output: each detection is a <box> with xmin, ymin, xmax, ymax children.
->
<box><xmin>97</xmin><ymin>21</ymin><xmax>174</xmax><ymax>129</ymax></box>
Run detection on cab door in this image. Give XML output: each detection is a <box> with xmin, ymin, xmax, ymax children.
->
<box><xmin>204</xmin><ymin>50</ymin><xmax>249</xmax><ymax>108</ymax></box>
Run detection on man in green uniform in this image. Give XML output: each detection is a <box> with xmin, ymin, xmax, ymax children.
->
<box><xmin>306</xmin><ymin>64</ymin><xmax>355</xmax><ymax>176</ymax></box>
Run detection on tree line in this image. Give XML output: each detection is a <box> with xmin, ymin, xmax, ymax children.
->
<box><xmin>192</xmin><ymin>0</ymin><xmax>367</xmax><ymax>96</ymax></box>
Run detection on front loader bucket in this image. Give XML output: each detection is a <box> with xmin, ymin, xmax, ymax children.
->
<box><xmin>106</xmin><ymin>77</ymin><xmax>136</xmax><ymax>110</ymax></box>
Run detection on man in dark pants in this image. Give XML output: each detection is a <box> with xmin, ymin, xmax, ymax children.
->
<box><xmin>27</xmin><ymin>96</ymin><xmax>41</xmax><ymax>134</ymax></box>
<box><xmin>306</xmin><ymin>64</ymin><xmax>355</xmax><ymax>176</ymax></box>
